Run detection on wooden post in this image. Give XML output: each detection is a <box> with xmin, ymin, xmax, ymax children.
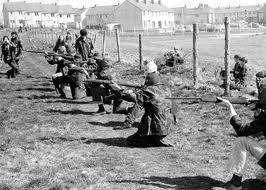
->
<box><xmin>139</xmin><ymin>34</ymin><xmax>143</xmax><ymax>71</ymax></box>
<box><xmin>102</xmin><ymin>30</ymin><xmax>106</xmax><ymax>57</ymax></box>
<box><xmin>193</xmin><ymin>23</ymin><xmax>199</xmax><ymax>87</ymax></box>
<box><xmin>115</xmin><ymin>28</ymin><xmax>121</xmax><ymax>62</ymax></box>
<box><xmin>224</xmin><ymin>17</ymin><xmax>231</xmax><ymax>96</ymax></box>
<box><xmin>93</xmin><ymin>33</ymin><xmax>97</xmax><ymax>47</ymax></box>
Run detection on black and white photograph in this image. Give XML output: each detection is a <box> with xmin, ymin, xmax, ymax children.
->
<box><xmin>0</xmin><ymin>0</ymin><xmax>266</xmax><ymax>189</ymax></box>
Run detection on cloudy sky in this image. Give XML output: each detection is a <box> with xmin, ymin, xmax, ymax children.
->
<box><xmin>1</xmin><ymin>0</ymin><xmax>266</xmax><ymax>22</ymax></box>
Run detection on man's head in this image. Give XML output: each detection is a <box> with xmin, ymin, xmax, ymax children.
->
<box><xmin>80</xmin><ymin>29</ymin><xmax>87</xmax><ymax>39</ymax></box>
<box><xmin>256</xmin><ymin>71</ymin><xmax>266</xmax><ymax>89</ymax></box>
<box><xmin>67</xmin><ymin>47</ymin><xmax>76</xmax><ymax>56</ymax></box>
<box><xmin>145</xmin><ymin>60</ymin><xmax>157</xmax><ymax>74</ymax></box>
<box><xmin>239</xmin><ymin>57</ymin><xmax>248</xmax><ymax>64</ymax></box>
<box><xmin>2</xmin><ymin>36</ymin><xmax>9</xmax><ymax>44</ymax></box>
<box><xmin>57</xmin><ymin>46</ymin><xmax>67</xmax><ymax>55</ymax></box>
<box><xmin>11</xmin><ymin>31</ymin><xmax>18</xmax><ymax>40</ymax></box>
<box><xmin>234</xmin><ymin>54</ymin><xmax>240</xmax><ymax>62</ymax></box>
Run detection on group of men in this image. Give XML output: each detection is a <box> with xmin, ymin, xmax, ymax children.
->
<box><xmin>0</xmin><ymin>31</ymin><xmax>23</xmax><ymax>78</ymax></box>
<box><xmin>1</xmin><ymin>28</ymin><xmax>266</xmax><ymax>189</ymax></box>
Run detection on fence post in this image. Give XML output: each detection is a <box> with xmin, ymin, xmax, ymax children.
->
<box><xmin>139</xmin><ymin>34</ymin><xmax>143</xmax><ymax>71</ymax></box>
<box><xmin>93</xmin><ymin>33</ymin><xmax>97</xmax><ymax>48</ymax></box>
<box><xmin>115</xmin><ymin>28</ymin><xmax>121</xmax><ymax>62</ymax></box>
<box><xmin>102</xmin><ymin>30</ymin><xmax>106</xmax><ymax>57</ymax></box>
<box><xmin>193</xmin><ymin>23</ymin><xmax>199</xmax><ymax>87</ymax></box>
<box><xmin>224</xmin><ymin>17</ymin><xmax>231</xmax><ymax>96</ymax></box>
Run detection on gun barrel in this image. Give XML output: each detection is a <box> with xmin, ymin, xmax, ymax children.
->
<box><xmin>167</xmin><ymin>96</ymin><xmax>258</xmax><ymax>105</ymax></box>
<box><xmin>84</xmin><ymin>79</ymin><xmax>142</xmax><ymax>88</ymax></box>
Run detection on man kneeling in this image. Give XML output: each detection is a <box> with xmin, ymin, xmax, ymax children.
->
<box><xmin>112</xmin><ymin>72</ymin><xmax>173</xmax><ymax>147</ymax></box>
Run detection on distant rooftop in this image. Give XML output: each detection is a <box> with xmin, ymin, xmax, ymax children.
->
<box><xmin>3</xmin><ymin>1</ymin><xmax>85</xmax><ymax>14</ymax></box>
<box><xmin>86</xmin><ymin>5</ymin><xmax>119</xmax><ymax>16</ymax></box>
<box><xmin>127</xmin><ymin>0</ymin><xmax>174</xmax><ymax>12</ymax></box>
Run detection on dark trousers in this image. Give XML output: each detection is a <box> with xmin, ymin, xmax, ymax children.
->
<box><xmin>6</xmin><ymin>60</ymin><xmax>19</xmax><ymax>78</ymax></box>
<box><xmin>125</xmin><ymin>103</ymin><xmax>143</xmax><ymax>124</ymax></box>
<box><xmin>52</xmin><ymin>75</ymin><xmax>68</xmax><ymax>97</ymax></box>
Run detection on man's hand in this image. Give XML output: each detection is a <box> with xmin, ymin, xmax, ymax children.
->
<box><xmin>217</xmin><ymin>97</ymin><xmax>237</xmax><ymax>117</ymax></box>
<box><xmin>217</xmin><ymin>97</ymin><xmax>232</xmax><ymax>106</ymax></box>
<box><xmin>111</xmin><ymin>80</ymin><xmax>122</xmax><ymax>90</ymax></box>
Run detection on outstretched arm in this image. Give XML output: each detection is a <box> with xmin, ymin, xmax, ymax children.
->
<box><xmin>217</xmin><ymin>97</ymin><xmax>237</xmax><ymax>117</ymax></box>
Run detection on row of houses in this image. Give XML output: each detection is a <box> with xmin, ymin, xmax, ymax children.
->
<box><xmin>3</xmin><ymin>0</ymin><xmax>266</xmax><ymax>32</ymax></box>
<box><xmin>3</xmin><ymin>0</ymin><xmax>175</xmax><ymax>31</ymax></box>
<box><xmin>174</xmin><ymin>4</ymin><xmax>264</xmax><ymax>25</ymax></box>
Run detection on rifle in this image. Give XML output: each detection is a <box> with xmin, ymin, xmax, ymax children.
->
<box><xmin>167</xmin><ymin>96</ymin><xmax>258</xmax><ymax>105</ymax></box>
<box><xmin>24</xmin><ymin>49</ymin><xmax>90</xmax><ymax>64</ymax></box>
<box><xmin>84</xmin><ymin>79</ymin><xmax>143</xmax><ymax>89</ymax></box>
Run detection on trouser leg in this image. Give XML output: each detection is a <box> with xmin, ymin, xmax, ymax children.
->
<box><xmin>126</xmin><ymin>133</ymin><xmax>167</xmax><ymax>147</ymax></box>
<box><xmin>125</xmin><ymin>103</ymin><xmax>142</xmax><ymax>125</ymax></box>
<box><xmin>228</xmin><ymin>137</ymin><xmax>266</xmax><ymax>176</ymax></box>
<box><xmin>7</xmin><ymin>60</ymin><xmax>18</xmax><ymax>78</ymax></box>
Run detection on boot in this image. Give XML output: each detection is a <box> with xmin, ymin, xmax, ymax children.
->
<box><xmin>96</xmin><ymin>104</ymin><xmax>106</xmax><ymax>113</ymax></box>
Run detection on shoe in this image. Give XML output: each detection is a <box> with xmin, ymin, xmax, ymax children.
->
<box><xmin>114</xmin><ymin>122</ymin><xmax>132</xmax><ymax>130</ymax></box>
<box><xmin>212</xmin><ymin>182</ymin><xmax>242</xmax><ymax>190</ymax></box>
<box><xmin>96</xmin><ymin>104</ymin><xmax>106</xmax><ymax>113</ymax></box>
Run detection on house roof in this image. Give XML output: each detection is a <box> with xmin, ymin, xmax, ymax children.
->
<box><xmin>214</xmin><ymin>5</ymin><xmax>262</xmax><ymax>14</ymax></box>
<box><xmin>172</xmin><ymin>5</ymin><xmax>214</xmax><ymax>15</ymax></box>
<box><xmin>73</xmin><ymin>8</ymin><xmax>88</xmax><ymax>15</ymax></box>
<box><xmin>86</xmin><ymin>5</ymin><xmax>119</xmax><ymax>16</ymax></box>
<box><xmin>3</xmin><ymin>1</ymin><xmax>76</xmax><ymax>14</ymax></box>
<box><xmin>127</xmin><ymin>0</ymin><xmax>173</xmax><ymax>12</ymax></box>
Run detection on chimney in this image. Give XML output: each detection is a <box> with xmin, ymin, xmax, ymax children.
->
<box><xmin>151</xmin><ymin>0</ymin><xmax>154</xmax><ymax>4</ymax></box>
<box><xmin>158</xmin><ymin>0</ymin><xmax>161</xmax><ymax>5</ymax></box>
<box><xmin>136</xmin><ymin>0</ymin><xmax>139</xmax><ymax>2</ymax></box>
<box><xmin>143</xmin><ymin>0</ymin><xmax>147</xmax><ymax>4</ymax></box>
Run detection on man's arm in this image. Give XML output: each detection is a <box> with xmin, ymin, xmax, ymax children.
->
<box><xmin>217</xmin><ymin>97</ymin><xmax>265</xmax><ymax>136</ymax></box>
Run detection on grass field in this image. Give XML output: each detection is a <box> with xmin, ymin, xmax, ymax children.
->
<box><xmin>0</xmin><ymin>31</ymin><xmax>266</xmax><ymax>190</ymax></box>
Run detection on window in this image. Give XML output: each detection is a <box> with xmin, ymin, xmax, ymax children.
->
<box><xmin>67</xmin><ymin>14</ymin><xmax>70</xmax><ymax>18</ymax></box>
<box><xmin>35</xmin><ymin>12</ymin><xmax>39</xmax><ymax>16</ymax></box>
<box><xmin>27</xmin><ymin>13</ymin><xmax>30</xmax><ymax>16</ymax></box>
<box><xmin>43</xmin><ymin>13</ymin><xmax>46</xmax><ymax>16</ymax></box>
<box><xmin>19</xmin><ymin>11</ymin><xmax>23</xmax><ymax>15</ymax></box>
<box><xmin>60</xmin><ymin>14</ymin><xmax>62</xmax><ymax>18</ymax></box>
<box><xmin>51</xmin><ymin>13</ymin><xmax>55</xmax><ymax>17</ymax></box>
<box><xmin>10</xmin><ymin>12</ymin><xmax>13</xmax><ymax>15</ymax></box>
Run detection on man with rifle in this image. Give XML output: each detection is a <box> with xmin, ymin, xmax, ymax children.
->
<box><xmin>7</xmin><ymin>31</ymin><xmax>23</xmax><ymax>78</ymax></box>
<box><xmin>220</xmin><ymin>55</ymin><xmax>248</xmax><ymax>91</ymax></box>
<box><xmin>107</xmin><ymin>68</ymin><xmax>173</xmax><ymax>147</ymax></box>
<box><xmin>46</xmin><ymin>47</ymin><xmax>89</xmax><ymax>99</ymax></box>
<box><xmin>212</xmin><ymin>71</ymin><xmax>266</xmax><ymax>190</ymax></box>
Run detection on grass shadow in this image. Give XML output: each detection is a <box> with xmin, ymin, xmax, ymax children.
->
<box><xmin>47</xmin><ymin>109</ymin><xmax>96</xmax><ymax>115</ymax></box>
<box><xmin>88</xmin><ymin>121</ymin><xmax>124</xmax><ymax>128</ymax></box>
<box><xmin>83</xmin><ymin>137</ymin><xmax>128</xmax><ymax>147</ymax></box>
<box><xmin>27</xmin><ymin>94</ymin><xmax>59</xmax><ymax>100</ymax></box>
<box><xmin>46</xmin><ymin>99</ymin><xmax>95</xmax><ymax>104</ymax></box>
<box><xmin>114</xmin><ymin>176</ymin><xmax>224</xmax><ymax>189</ymax></box>
<box><xmin>16</xmin><ymin>87</ymin><xmax>54</xmax><ymax>92</ymax></box>
<box><xmin>114</xmin><ymin>176</ymin><xmax>266</xmax><ymax>190</ymax></box>
<box><xmin>38</xmin><ymin>136</ymin><xmax>129</xmax><ymax>147</ymax></box>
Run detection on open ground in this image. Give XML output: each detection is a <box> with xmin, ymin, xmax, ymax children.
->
<box><xmin>0</xmin><ymin>30</ymin><xmax>266</xmax><ymax>190</ymax></box>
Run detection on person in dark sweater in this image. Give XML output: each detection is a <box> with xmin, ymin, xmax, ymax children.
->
<box><xmin>212</xmin><ymin>71</ymin><xmax>266</xmax><ymax>190</ymax></box>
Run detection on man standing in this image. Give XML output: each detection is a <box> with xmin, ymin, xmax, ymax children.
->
<box><xmin>75</xmin><ymin>29</ymin><xmax>94</xmax><ymax>61</ymax></box>
<box><xmin>231</xmin><ymin>56</ymin><xmax>248</xmax><ymax>90</ymax></box>
<box><xmin>9</xmin><ymin>31</ymin><xmax>23</xmax><ymax>77</ymax></box>
<box><xmin>111</xmin><ymin>71</ymin><xmax>173</xmax><ymax>147</ymax></box>
<box><xmin>213</xmin><ymin>71</ymin><xmax>266</xmax><ymax>190</ymax></box>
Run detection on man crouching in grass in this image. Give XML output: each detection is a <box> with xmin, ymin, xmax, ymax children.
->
<box><xmin>212</xmin><ymin>71</ymin><xmax>266</xmax><ymax>190</ymax></box>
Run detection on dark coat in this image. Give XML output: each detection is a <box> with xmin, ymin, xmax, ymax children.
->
<box><xmin>230</xmin><ymin>113</ymin><xmax>266</xmax><ymax>169</ymax></box>
<box><xmin>232</xmin><ymin>62</ymin><xmax>247</xmax><ymax>85</ymax></box>
<box><xmin>135</xmin><ymin>83</ymin><xmax>172</xmax><ymax>136</ymax></box>
<box><xmin>1</xmin><ymin>43</ymin><xmax>11</xmax><ymax>63</ymax></box>
<box><xmin>75</xmin><ymin>37</ymin><xmax>94</xmax><ymax>61</ymax></box>
<box><xmin>10</xmin><ymin>38</ymin><xmax>23</xmax><ymax>61</ymax></box>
